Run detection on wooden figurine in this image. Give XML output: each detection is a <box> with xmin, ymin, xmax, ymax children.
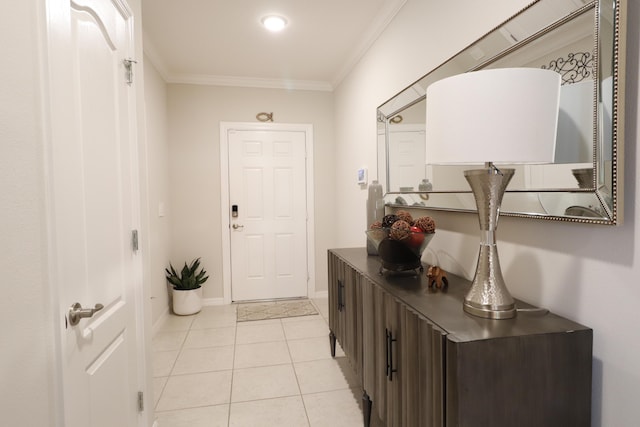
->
<box><xmin>427</xmin><ymin>266</ymin><xmax>448</xmax><ymax>289</ymax></box>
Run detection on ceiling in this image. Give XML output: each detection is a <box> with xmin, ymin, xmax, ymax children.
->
<box><xmin>141</xmin><ymin>0</ymin><xmax>406</xmax><ymax>91</ymax></box>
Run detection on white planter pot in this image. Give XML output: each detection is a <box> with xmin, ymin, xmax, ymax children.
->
<box><xmin>172</xmin><ymin>287</ymin><xmax>203</xmax><ymax>315</ymax></box>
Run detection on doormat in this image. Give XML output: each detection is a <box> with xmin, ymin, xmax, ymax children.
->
<box><xmin>236</xmin><ymin>299</ymin><xmax>318</xmax><ymax>322</ymax></box>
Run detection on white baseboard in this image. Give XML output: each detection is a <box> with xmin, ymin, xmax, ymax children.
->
<box><xmin>311</xmin><ymin>290</ymin><xmax>328</xmax><ymax>299</ymax></box>
<box><xmin>152</xmin><ymin>306</ymin><xmax>170</xmax><ymax>337</ymax></box>
<box><xmin>152</xmin><ymin>298</ymin><xmax>227</xmax><ymax>337</ymax></box>
<box><xmin>203</xmin><ymin>297</ymin><xmax>226</xmax><ymax>306</ymax></box>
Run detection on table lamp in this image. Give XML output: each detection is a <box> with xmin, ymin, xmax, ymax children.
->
<box><xmin>425</xmin><ymin>68</ymin><xmax>561</xmax><ymax>319</ymax></box>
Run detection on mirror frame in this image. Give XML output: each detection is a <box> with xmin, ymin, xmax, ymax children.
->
<box><xmin>377</xmin><ymin>0</ymin><xmax>627</xmax><ymax>225</ymax></box>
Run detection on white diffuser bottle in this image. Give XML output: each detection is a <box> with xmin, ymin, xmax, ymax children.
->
<box><xmin>366</xmin><ymin>180</ymin><xmax>385</xmax><ymax>255</ymax></box>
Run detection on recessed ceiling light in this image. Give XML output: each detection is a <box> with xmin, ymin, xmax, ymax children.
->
<box><xmin>261</xmin><ymin>15</ymin><xmax>287</xmax><ymax>32</ymax></box>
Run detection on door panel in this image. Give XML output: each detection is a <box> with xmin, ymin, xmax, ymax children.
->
<box><xmin>388</xmin><ymin>125</ymin><xmax>426</xmax><ymax>190</ymax></box>
<box><xmin>47</xmin><ymin>0</ymin><xmax>141</xmax><ymax>425</ymax></box>
<box><xmin>384</xmin><ymin>293</ymin><xmax>402</xmax><ymax>427</ymax></box>
<box><xmin>402</xmin><ymin>307</ymin><xmax>446</xmax><ymax>427</ymax></box>
<box><xmin>229</xmin><ymin>130</ymin><xmax>308</xmax><ymax>301</ymax></box>
<box><xmin>372</xmin><ymin>284</ymin><xmax>388</xmax><ymax>423</ymax></box>
<box><xmin>87</xmin><ymin>332</ymin><xmax>131</xmax><ymax>427</ymax></box>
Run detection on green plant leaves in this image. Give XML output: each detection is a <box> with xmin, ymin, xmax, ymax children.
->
<box><xmin>165</xmin><ymin>257</ymin><xmax>209</xmax><ymax>290</ymax></box>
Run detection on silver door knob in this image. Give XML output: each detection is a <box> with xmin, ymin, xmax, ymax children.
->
<box><xmin>232</xmin><ymin>224</ymin><xmax>244</xmax><ymax>230</ymax></box>
<box><xmin>68</xmin><ymin>302</ymin><xmax>104</xmax><ymax>326</ymax></box>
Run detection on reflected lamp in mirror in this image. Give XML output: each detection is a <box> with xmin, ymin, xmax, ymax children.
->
<box><xmin>425</xmin><ymin>68</ymin><xmax>561</xmax><ymax>319</ymax></box>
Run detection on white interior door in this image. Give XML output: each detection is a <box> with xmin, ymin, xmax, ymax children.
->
<box><xmin>388</xmin><ymin>125</ymin><xmax>426</xmax><ymax>191</ymax></box>
<box><xmin>228</xmin><ymin>129</ymin><xmax>308</xmax><ymax>301</ymax></box>
<box><xmin>46</xmin><ymin>0</ymin><xmax>143</xmax><ymax>425</ymax></box>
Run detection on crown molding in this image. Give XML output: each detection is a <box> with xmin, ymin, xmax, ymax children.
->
<box><xmin>164</xmin><ymin>74</ymin><xmax>333</xmax><ymax>92</ymax></box>
<box><xmin>142</xmin><ymin>31</ymin><xmax>171</xmax><ymax>81</ymax></box>
<box><xmin>142</xmin><ymin>0</ymin><xmax>407</xmax><ymax>92</ymax></box>
<box><xmin>331</xmin><ymin>0</ymin><xmax>408</xmax><ymax>88</ymax></box>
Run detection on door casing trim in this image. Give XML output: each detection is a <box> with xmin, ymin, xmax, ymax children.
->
<box><xmin>219</xmin><ymin>122</ymin><xmax>315</xmax><ymax>304</ymax></box>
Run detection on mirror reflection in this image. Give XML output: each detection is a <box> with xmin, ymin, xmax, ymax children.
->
<box><xmin>378</xmin><ymin>0</ymin><xmax>624</xmax><ymax>224</ymax></box>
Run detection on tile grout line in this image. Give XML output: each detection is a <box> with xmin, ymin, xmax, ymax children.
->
<box><xmin>154</xmin><ymin>315</ymin><xmax>194</xmax><ymax>412</ymax></box>
<box><xmin>284</xmin><ymin>318</ymin><xmax>313</xmax><ymax>427</ymax></box>
<box><xmin>168</xmin><ymin>318</ymin><xmax>192</xmax><ymax>377</ymax></box>
<box><xmin>227</xmin><ymin>308</ymin><xmax>238</xmax><ymax>426</ymax></box>
<box><xmin>154</xmin><ymin>300</ymin><xmax>349</xmax><ymax>425</ymax></box>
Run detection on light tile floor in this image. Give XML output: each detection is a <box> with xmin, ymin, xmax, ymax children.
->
<box><xmin>152</xmin><ymin>298</ymin><xmax>364</xmax><ymax>427</ymax></box>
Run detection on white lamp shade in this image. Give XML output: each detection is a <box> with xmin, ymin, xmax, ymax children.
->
<box><xmin>425</xmin><ymin>68</ymin><xmax>561</xmax><ymax>165</ymax></box>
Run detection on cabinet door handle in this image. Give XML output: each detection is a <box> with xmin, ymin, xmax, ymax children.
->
<box><xmin>386</xmin><ymin>328</ymin><xmax>397</xmax><ymax>381</ymax></box>
<box><xmin>385</xmin><ymin>328</ymin><xmax>390</xmax><ymax>378</ymax></box>
<box><xmin>337</xmin><ymin>280</ymin><xmax>344</xmax><ymax>312</ymax></box>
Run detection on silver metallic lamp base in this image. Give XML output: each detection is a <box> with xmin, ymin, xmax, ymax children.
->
<box><xmin>463</xmin><ymin>165</ymin><xmax>516</xmax><ymax>320</ymax></box>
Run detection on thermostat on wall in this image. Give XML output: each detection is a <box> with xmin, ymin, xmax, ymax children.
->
<box><xmin>357</xmin><ymin>168</ymin><xmax>368</xmax><ymax>185</ymax></box>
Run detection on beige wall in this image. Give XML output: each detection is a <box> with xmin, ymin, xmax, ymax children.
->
<box><xmin>143</xmin><ymin>56</ymin><xmax>172</xmax><ymax>325</ymax></box>
<box><xmin>1</xmin><ymin>0</ymin><xmax>152</xmax><ymax>425</ymax></box>
<box><xmin>0</xmin><ymin>1</ymin><xmax>57</xmax><ymax>425</ymax></box>
<box><xmin>333</xmin><ymin>0</ymin><xmax>529</xmax><ymax>241</ymax></box>
<box><xmin>167</xmin><ymin>84</ymin><xmax>335</xmax><ymax>300</ymax></box>
<box><xmin>334</xmin><ymin>0</ymin><xmax>640</xmax><ymax>426</ymax></box>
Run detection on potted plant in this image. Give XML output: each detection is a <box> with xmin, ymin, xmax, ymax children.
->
<box><xmin>165</xmin><ymin>258</ymin><xmax>209</xmax><ymax>315</ymax></box>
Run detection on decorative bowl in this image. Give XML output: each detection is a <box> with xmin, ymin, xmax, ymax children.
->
<box><xmin>365</xmin><ymin>229</ymin><xmax>435</xmax><ymax>274</ymax></box>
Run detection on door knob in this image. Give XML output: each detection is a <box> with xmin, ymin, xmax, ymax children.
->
<box><xmin>68</xmin><ymin>302</ymin><xmax>104</xmax><ymax>326</ymax></box>
<box><xmin>232</xmin><ymin>224</ymin><xmax>244</xmax><ymax>230</ymax></box>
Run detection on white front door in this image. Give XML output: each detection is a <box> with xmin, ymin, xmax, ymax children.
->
<box><xmin>388</xmin><ymin>124</ymin><xmax>426</xmax><ymax>191</ymax></box>
<box><xmin>227</xmin><ymin>128</ymin><xmax>308</xmax><ymax>301</ymax></box>
<box><xmin>46</xmin><ymin>0</ymin><xmax>143</xmax><ymax>425</ymax></box>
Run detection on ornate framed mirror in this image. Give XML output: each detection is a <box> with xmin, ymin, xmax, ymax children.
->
<box><xmin>377</xmin><ymin>0</ymin><xmax>627</xmax><ymax>225</ymax></box>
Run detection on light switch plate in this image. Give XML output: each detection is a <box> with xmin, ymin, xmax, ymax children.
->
<box><xmin>357</xmin><ymin>168</ymin><xmax>367</xmax><ymax>185</ymax></box>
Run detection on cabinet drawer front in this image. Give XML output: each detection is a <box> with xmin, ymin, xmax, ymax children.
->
<box><xmin>329</xmin><ymin>248</ymin><xmax>592</xmax><ymax>427</ymax></box>
<box><xmin>327</xmin><ymin>252</ymin><xmax>340</xmax><ymax>332</ymax></box>
<box><xmin>327</xmin><ymin>252</ymin><xmax>363</xmax><ymax>379</ymax></box>
<box><xmin>446</xmin><ymin>330</ymin><xmax>592</xmax><ymax>427</ymax></box>
<box><xmin>402</xmin><ymin>307</ymin><xmax>446</xmax><ymax>427</ymax></box>
<box><xmin>363</xmin><ymin>282</ymin><xmax>446</xmax><ymax>427</ymax></box>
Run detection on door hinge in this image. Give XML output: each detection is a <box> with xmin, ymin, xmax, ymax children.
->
<box><xmin>137</xmin><ymin>391</ymin><xmax>144</xmax><ymax>412</ymax></box>
<box><xmin>132</xmin><ymin>230</ymin><xmax>139</xmax><ymax>252</ymax></box>
<box><xmin>123</xmin><ymin>58</ymin><xmax>137</xmax><ymax>86</ymax></box>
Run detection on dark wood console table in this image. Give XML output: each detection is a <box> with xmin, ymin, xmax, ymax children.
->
<box><xmin>328</xmin><ymin>248</ymin><xmax>592</xmax><ymax>427</ymax></box>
